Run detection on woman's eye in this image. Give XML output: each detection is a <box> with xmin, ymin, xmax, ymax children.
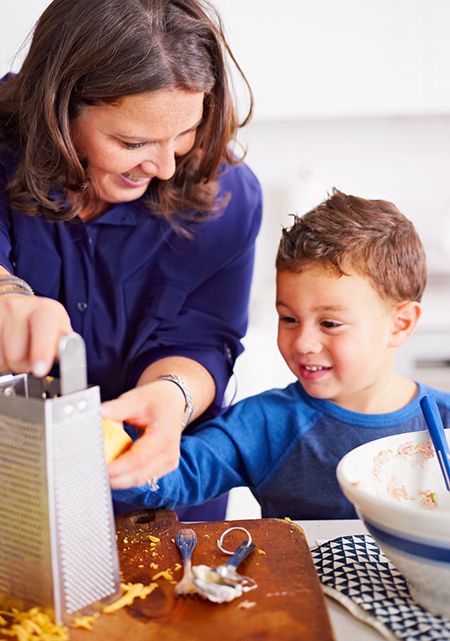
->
<box><xmin>121</xmin><ymin>141</ymin><xmax>145</xmax><ymax>150</ymax></box>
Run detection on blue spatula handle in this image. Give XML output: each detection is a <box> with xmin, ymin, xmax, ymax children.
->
<box><xmin>420</xmin><ymin>395</ymin><xmax>450</xmax><ymax>491</ymax></box>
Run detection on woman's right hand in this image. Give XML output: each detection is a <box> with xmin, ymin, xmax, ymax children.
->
<box><xmin>0</xmin><ymin>293</ymin><xmax>72</xmax><ymax>376</ymax></box>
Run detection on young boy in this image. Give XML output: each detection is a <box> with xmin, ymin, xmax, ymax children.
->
<box><xmin>113</xmin><ymin>189</ymin><xmax>450</xmax><ymax>519</ymax></box>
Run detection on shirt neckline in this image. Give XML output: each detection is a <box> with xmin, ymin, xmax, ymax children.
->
<box><xmin>295</xmin><ymin>380</ymin><xmax>426</xmax><ymax>427</ymax></box>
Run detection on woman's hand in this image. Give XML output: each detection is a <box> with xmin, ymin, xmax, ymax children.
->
<box><xmin>101</xmin><ymin>379</ymin><xmax>187</xmax><ymax>489</ymax></box>
<box><xmin>0</xmin><ymin>293</ymin><xmax>72</xmax><ymax>376</ymax></box>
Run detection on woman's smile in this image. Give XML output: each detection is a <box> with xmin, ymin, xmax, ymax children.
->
<box><xmin>119</xmin><ymin>171</ymin><xmax>153</xmax><ymax>188</ymax></box>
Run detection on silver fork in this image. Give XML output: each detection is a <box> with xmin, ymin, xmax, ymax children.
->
<box><xmin>174</xmin><ymin>528</ymin><xmax>198</xmax><ymax>595</ymax></box>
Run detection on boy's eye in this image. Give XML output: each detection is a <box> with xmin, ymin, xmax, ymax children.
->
<box><xmin>121</xmin><ymin>141</ymin><xmax>145</xmax><ymax>150</ymax></box>
<box><xmin>321</xmin><ymin>320</ymin><xmax>343</xmax><ymax>329</ymax></box>
<box><xmin>278</xmin><ymin>315</ymin><xmax>297</xmax><ymax>324</ymax></box>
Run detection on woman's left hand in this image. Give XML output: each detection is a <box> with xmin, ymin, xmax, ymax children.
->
<box><xmin>101</xmin><ymin>379</ymin><xmax>187</xmax><ymax>489</ymax></box>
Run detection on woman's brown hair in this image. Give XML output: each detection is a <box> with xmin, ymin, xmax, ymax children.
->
<box><xmin>276</xmin><ymin>189</ymin><xmax>427</xmax><ymax>303</ymax></box>
<box><xmin>0</xmin><ymin>0</ymin><xmax>252</xmax><ymax>222</ymax></box>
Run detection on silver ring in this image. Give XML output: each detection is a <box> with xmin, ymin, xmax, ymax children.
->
<box><xmin>217</xmin><ymin>526</ymin><xmax>253</xmax><ymax>555</ymax></box>
<box><xmin>147</xmin><ymin>477</ymin><xmax>159</xmax><ymax>491</ymax></box>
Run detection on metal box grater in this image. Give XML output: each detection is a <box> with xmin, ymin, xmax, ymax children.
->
<box><xmin>0</xmin><ymin>333</ymin><xmax>121</xmax><ymax>623</ymax></box>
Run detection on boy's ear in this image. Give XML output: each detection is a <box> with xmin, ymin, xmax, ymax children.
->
<box><xmin>389</xmin><ymin>300</ymin><xmax>422</xmax><ymax>347</ymax></box>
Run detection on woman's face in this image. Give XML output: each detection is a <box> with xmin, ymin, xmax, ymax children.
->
<box><xmin>70</xmin><ymin>88</ymin><xmax>204</xmax><ymax>214</ymax></box>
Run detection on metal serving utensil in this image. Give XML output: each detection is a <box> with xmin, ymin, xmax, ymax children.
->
<box><xmin>174</xmin><ymin>528</ymin><xmax>198</xmax><ymax>595</ymax></box>
<box><xmin>191</xmin><ymin>527</ymin><xmax>257</xmax><ymax>603</ymax></box>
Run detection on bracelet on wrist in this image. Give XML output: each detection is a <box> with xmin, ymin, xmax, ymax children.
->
<box><xmin>157</xmin><ymin>374</ymin><xmax>195</xmax><ymax>428</ymax></box>
<box><xmin>0</xmin><ymin>275</ymin><xmax>34</xmax><ymax>297</ymax></box>
<box><xmin>0</xmin><ymin>289</ymin><xmax>34</xmax><ymax>297</ymax></box>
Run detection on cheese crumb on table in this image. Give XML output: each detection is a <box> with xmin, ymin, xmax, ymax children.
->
<box><xmin>151</xmin><ymin>569</ymin><xmax>176</xmax><ymax>583</ymax></box>
<box><xmin>102</xmin><ymin>582</ymin><xmax>159</xmax><ymax>614</ymax></box>
<box><xmin>237</xmin><ymin>601</ymin><xmax>256</xmax><ymax>609</ymax></box>
<box><xmin>70</xmin><ymin>615</ymin><xmax>98</xmax><ymax>630</ymax></box>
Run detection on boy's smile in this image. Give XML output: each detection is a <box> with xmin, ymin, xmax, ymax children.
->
<box><xmin>276</xmin><ymin>264</ymin><xmax>418</xmax><ymax>413</ymax></box>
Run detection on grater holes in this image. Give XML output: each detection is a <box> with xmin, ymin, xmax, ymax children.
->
<box><xmin>0</xmin><ymin>414</ymin><xmax>50</xmax><ymax>605</ymax></box>
<box><xmin>52</xmin><ymin>411</ymin><xmax>118</xmax><ymax>613</ymax></box>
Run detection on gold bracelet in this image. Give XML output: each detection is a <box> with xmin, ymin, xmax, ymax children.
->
<box><xmin>0</xmin><ymin>275</ymin><xmax>34</xmax><ymax>296</ymax></box>
<box><xmin>0</xmin><ymin>288</ymin><xmax>34</xmax><ymax>296</ymax></box>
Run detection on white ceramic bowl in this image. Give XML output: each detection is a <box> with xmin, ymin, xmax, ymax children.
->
<box><xmin>337</xmin><ymin>429</ymin><xmax>450</xmax><ymax>617</ymax></box>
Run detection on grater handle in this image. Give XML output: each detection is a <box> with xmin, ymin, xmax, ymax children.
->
<box><xmin>59</xmin><ymin>333</ymin><xmax>88</xmax><ymax>395</ymax></box>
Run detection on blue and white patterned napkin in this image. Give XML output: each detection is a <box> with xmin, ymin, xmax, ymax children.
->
<box><xmin>311</xmin><ymin>534</ymin><xmax>450</xmax><ymax>641</ymax></box>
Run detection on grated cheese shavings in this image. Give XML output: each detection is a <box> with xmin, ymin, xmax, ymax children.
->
<box><xmin>102</xmin><ymin>582</ymin><xmax>158</xmax><ymax>614</ymax></box>
<box><xmin>70</xmin><ymin>615</ymin><xmax>98</xmax><ymax>630</ymax></box>
<box><xmin>151</xmin><ymin>569</ymin><xmax>174</xmax><ymax>582</ymax></box>
<box><xmin>0</xmin><ymin>607</ymin><xmax>69</xmax><ymax>641</ymax></box>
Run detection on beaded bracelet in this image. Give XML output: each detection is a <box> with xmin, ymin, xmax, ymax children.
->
<box><xmin>157</xmin><ymin>374</ymin><xmax>195</xmax><ymax>428</ymax></box>
<box><xmin>0</xmin><ymin>276</ymin><xmax>34</xmax><ymax>297</ymax></box>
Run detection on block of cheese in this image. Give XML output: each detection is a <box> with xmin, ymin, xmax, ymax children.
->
<box><xmin>102</xmin><ymin>417</ymin><xmax>132</xmax><ymax>464</ymax></box>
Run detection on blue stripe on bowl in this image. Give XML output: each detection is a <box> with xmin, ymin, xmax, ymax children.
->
<box><xmin>364</xmin><ymin>519</ymin><xmax>450</xmax><ymax>563</ymax></box>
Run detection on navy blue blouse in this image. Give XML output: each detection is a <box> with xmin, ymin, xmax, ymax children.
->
<box><xmin>0</xmin><ymin>153</ymin><xmax>262</xmax><ymax>406</ymax></box>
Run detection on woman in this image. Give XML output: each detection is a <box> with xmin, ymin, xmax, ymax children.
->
<box><xmin>0</xmin><ymin>0</ymin><xmax>262</xmax><ymax>518</ymax></box>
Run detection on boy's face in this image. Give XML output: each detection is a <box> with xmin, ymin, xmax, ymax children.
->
<box><xmin>276</xmin><ymin>264</ymin><xmax>406</xmax><ymax>412</ymax></box>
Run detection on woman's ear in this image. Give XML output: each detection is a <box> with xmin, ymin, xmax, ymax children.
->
<box><xmin>389</xmin><ymin>300</ymin><xmax>422</xmax><ymax>347</ymax></box>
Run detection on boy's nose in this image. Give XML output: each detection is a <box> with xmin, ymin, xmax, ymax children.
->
<box><xmin>293</xmin><ymin>330</ymin><xmax>323</xmax><ymax>355</ymax></box>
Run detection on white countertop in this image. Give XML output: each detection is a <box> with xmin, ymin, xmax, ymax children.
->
<box><xmin>297</xmin><ymin>519</ymin><xmax>385</xmax><ymax>641</ymax></box>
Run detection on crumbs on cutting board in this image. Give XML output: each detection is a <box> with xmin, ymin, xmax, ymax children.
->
<box><xmin>237</xmin><ymin>601</ymin><xmax>256</xmax><ymax>609</ymax></box>
<box><xmin>71</xmin><ymin>614</ymin><xmax>99</xmax><ymax>630</ymax></box>
<box><xmin>152</xmin><ymin>569</ymin><xmax>177</xmax><ymax>585</ymax></box>
<box><xmin>0</xmin><ymin>607</ymin><xmax>69</xmax><ymax>641</ymax></box>
<box><xmin>102</xmin><ymin>582</ymin><xmax>159</xmax><ymax>614</ymax></box>
<box><xmin>0</xmin><ymin>578</ymin><xmax>167</xmax><ymax>639</ymax></box>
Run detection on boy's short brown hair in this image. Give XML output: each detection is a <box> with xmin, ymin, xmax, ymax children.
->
<box><xmin>276</xmin><ymin>188</ymin><xmax>427</xmax><ymax>303</ymax></box>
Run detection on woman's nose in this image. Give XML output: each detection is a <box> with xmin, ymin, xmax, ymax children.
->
<box><xmin>140</xmin><ymin>143</ymin><xmax>176</xmax><ymax>181</ymax></box>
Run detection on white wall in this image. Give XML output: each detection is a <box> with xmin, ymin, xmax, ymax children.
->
<box><xmin>0</xmin><ymin>2</ymin><xmax>49</xmax><ymax>76</ymax></box>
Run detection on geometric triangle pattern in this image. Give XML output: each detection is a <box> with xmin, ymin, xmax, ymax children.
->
<box><xmin>311</xmin><ymin>534</ymin><xmax>450</xmax><ymax>641</ymax></box>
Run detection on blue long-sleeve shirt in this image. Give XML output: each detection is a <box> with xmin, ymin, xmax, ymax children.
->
<box><xmin>0</xmin><ymin>150</ymin><xmax>262</xmax><ymax>404</ymax></box>
<box><xmin>112</xmin><ymin>381</ymin><xmax>450</xmax><ymax>519</ymax></box>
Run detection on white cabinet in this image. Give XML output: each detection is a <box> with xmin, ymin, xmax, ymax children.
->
<box><xmin>213</xmin><ymin>0</ymin><xmax>450</xmax><ymax>120</ymax></box>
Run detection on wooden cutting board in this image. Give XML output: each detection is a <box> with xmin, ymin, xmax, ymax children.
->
<box><xmin>69</xmin><ymin>509</ymin><xmax>335</xmax><ymax>641</ymax></box>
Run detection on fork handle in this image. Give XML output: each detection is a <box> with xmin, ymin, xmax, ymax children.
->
<box><xmin>226</xmin><ymin>542</ymin><xmax>256</xmax><ymax>568</ymax></box>
<box><xmin>176</xmin><ymin>528</ymin><xmax>198</xmax><ymax>562</ymax></box>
